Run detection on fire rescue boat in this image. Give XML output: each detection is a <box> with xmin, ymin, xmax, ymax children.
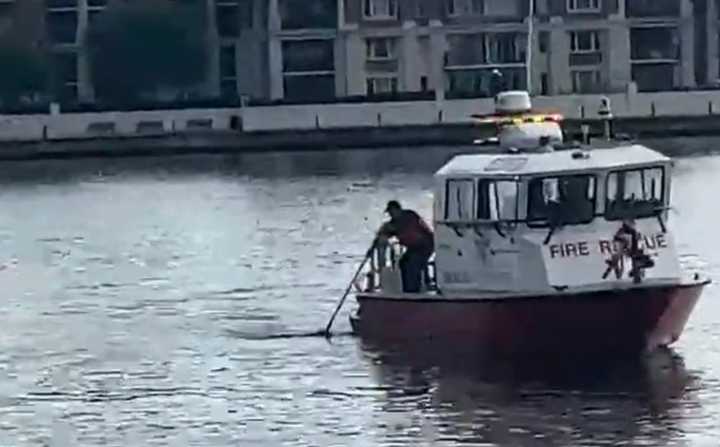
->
<box><xmin>348</xmin><ymin>91</ymin><xmax>709</xmax><ymax>356</ymax></box>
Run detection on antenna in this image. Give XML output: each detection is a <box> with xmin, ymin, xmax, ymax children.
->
<box><xmin>526</xmin><ymin>0</ymin><xmax>535</xmax><ymax>93</ymax></box>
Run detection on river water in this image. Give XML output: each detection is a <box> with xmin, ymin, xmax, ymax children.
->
<box><xmin>0</xmin><ymin>145</ymin><xmax>717</xmax><ymax>446</ymax></box>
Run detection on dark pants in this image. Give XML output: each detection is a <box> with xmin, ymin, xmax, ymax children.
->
<box><xmin>399</xmin><ymin>245</ymin><xmax>433</xmax><ymax>293</ymax></box>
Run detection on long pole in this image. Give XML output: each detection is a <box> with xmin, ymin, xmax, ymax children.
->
<box><xmin>324</xmin><ymin>240</ymin><xmax>375</xmax><ymax>337</ymax></box>
<box><xmin>526</xmin><ymin>0</ymin><xmax>535</xmax><ymax>93</ymax></box>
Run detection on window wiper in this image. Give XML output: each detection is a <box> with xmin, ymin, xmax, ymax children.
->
<box><xmin>543</xmin><ymin>205</ymin><xmax>565</xmax><ymax>245</ymax></box>
<box><xmin>654</xmin><ymin>205</ymin><xmax>667</xmax><ymax>233</ymax></box>
<box><xmin>494</xmin><ymin>222</ymin><xmax>507</xmax><ymax>239</ymax></box>
<box><xmin>543</xmin><ymin>225</ymin><xmax>556</xmax><ymax>245</ymax></box>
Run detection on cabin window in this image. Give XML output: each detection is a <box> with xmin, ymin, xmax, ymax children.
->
<box><xmin>445</xmin><ymin>179</ymin><xmax>475</xmax><ymax>221</ymax></box>
<box><xmin>527</xmin><ymin>174</ymin><xmax>596</xmax><ymax>226</ymax></box>
<box><xmin>478</xmin><ymin>180</ymin><xmax>519</xmax><ymax>221</ymax></box>
<box><xmin>605</xmin><ymin>167</ymin><xmax>664</xmax><ymax>220</ymax></box>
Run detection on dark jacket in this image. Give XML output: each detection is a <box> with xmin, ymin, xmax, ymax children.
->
<box><xmin>381</xmin><ymin>210</ymin><xmax>434</xmax><ymax>251</ymax></box>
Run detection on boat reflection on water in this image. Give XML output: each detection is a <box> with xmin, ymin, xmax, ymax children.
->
<box><xmin>358</xmin><ymin>339</ymin><xmax>698</xmax><ymax>446</ymax></box>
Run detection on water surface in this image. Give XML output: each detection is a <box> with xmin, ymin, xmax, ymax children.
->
<box><xmin>0</xmin><ymin>146</ymin><xmax>717</xmax><ymax>446</ymax></box>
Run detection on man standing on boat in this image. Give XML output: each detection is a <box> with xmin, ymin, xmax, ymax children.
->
<box><xmin>376</xmin><ymin>200</ymin><xmax>434</xmax><ymax>293</ymax></box>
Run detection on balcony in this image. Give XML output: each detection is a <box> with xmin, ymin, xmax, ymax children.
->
<box><xmin>632</xmin><ymin>64</ymin><xmax>676</xmax><ymax>91</ymax></box>
<box><xmin>445</xmin><ymin>34</ymin><xmax>484</xmax><ymax>67</ymax></box>
<box><xmin>630</xmin><ymin>27</ymin><xmax>679</xmax><ymax>62</ymax></box>
<box><xmin>283</xmin><ymin>75</ymin><xmax>335</xmax><ymax>101</ymax></box>
<box><xmin>445</xmin><ymin>32</ymin><xmax>526</xmax><ymax>68</ymax></box>
<box><xmin>216</xmin><ymin>0</ymin><xmax>254</xmax><ymax>38</ymax></box>
<box><xmin>446</xmin><ymin>67</ymin><xmax>526</xmax><ymax>98</ymax></box>
<box><xmin>365</xmin><ymin>37</ymin><xmax>399</xmax><ymax>72</ymax></box>
<box><xmin>362</xmin><ymin>0</ymin><xmax>398</xmax><ymax>21</ymax></box>
<box><xmin>282</xmin><ymin>38</ymin><xmax>335</xmax><ymax>101</ymax></box>
<box><xmin>280</xmin><ymin>0</ymin><xmax>336</xmax><ymax>30</ymax></box>
<box><xmin>626</xmin><ymin>0</ymin><xmax>680</xmax><ymax>18</ymax></box>
<box><xmin>443</xmin><ymin>0</ymin><xmax>526</xmax><ymax>22</ymax></box>
<box><xmin>568</xmin><ymin>30</ymin><xmax>602</xmax><ymax>66</ymax></box>
<box><xmin>282</xmin><ymin>39</ymin><xmax>335</xmax><ymax>73</ymax></box>
<box><xmin>571</xmin><ymin>69</ymin><xmax>605</xmax><ymax>93</ymax></box>
<box><xmin>569</xmin><ymin>53</ymin><xmax>602</xmax><ymax>66</ymax></box>
<box><xmin>87</xmin><ymin>0</ymin><xmax>107</xmax><ymax>8</ymax></box>
<box><xmin>46</xmin><ymin>0</ymin><xmax>77</xmax><ymax>11</ymax></box>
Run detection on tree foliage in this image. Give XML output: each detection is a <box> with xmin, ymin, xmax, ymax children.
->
<box><xmin>0</xmin><ymin>0</ymin><xmax>47</xmax><ymax>106</ymax></box>
<box><xmin>0</xmin><ymin>44</ymin><xmax>46</xmax><ymax>106</ymax></box>
<box><xmin>87</xmin><ymin>0</ymin><xmax>207</xmax><ymax>105</ymax></box>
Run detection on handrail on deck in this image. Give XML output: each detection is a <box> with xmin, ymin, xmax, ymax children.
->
<box><xmin>359</xmin><ymin>241</ymin><xmax>437</xmax><ymax>293</ymax></box>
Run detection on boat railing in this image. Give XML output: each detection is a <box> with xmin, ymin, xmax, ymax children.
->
<box><xmin>358</xmin><ymin>240</ymin><xmax>437</xmax><ymax>293</ymax></box>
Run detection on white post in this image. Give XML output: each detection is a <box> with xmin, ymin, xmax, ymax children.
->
<box><xmin>526</xmin><ymin>0</ymin><xmax>534</xmax><ymax>94</ymax></box>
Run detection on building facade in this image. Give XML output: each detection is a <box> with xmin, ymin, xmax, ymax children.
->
<box><xmin>2</xmin><ymin>0</ymin><xmax>720</xmax><ymax>104</ymax></box>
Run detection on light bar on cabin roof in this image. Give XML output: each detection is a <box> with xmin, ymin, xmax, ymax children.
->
<box><xmin>471</xmin><ymin>112</ymin><xmax>564</xmax><ymax>125</ymax></box>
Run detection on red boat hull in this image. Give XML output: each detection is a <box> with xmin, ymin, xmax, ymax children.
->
<box><xmin>350</xmin><ymin>282</ymin><xmax>707</xmax><ymax>356</ymax></box>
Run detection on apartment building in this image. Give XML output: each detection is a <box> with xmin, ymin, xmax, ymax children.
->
<box><xmin>42</xmin><ymin>0</ymin><xmax>267</xmax><ymax>103</ymax></box>
<box><xmin>2</xmin><ymin>0</ymin><xmax>720</xmax><ymax>104</ymax></box>
<box><xmin>311</xmin><ymin>0</ymin><xmax>720</xmax><ymax>98</ymax></box>
<box><xmin>214</xmin><ymin>0</ymin><xmax>266</xmax><ymax>100</ymax></box>
<box><xmin>268</xmin><ymin>0</ymin><xmax>339</xmax><ymax>101</ymax></box>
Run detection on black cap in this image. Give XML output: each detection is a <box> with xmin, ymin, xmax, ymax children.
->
<box><xmin>385</xmin><ymin>200</ymin><xmax>401</xmax><ymax>212</ymax></box>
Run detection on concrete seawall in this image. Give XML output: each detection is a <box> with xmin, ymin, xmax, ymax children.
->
<box><xmin>0</xmin><ymin>116</ymin><xmax>717</xmax><ymax>161</ymax></box>
<box><xmin>3</xmin><ymin>90</ymin><xmax>720</xmax><ymax>160</ymax></box>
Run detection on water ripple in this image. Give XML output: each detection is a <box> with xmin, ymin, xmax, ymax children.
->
<box><xmin>0</xmin><ymin>151</ymin><xmax>715</xmax><ymax>445</ymax></box>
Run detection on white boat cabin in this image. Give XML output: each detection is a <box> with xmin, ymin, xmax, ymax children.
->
<box><xmin>369</xmin><ymin>144</ymin><xmax>682</xmax><ymax>296</ymax></box>
<box><xmin>435</xmin><ymin>144</ymin><xmax>680</xmax><ymax>294</ymax></box>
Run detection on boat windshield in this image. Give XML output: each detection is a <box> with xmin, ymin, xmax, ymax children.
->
<box><xmin>527</xmin><ymin>174</ymin><xmax>596</xmax><ymax>227</ymax></box>
<box><xmin>478</xmin><ymin>179</ymin><xmax>519</xmax><ymax>221</ymax></box>
<box><xmin>605</xmin><ymin>167</ymin><xmax>664</xmax><ymax>220</ymax></box>
<box><xmin>443</xmin><ymin>178</ymin><xmax>520</xmax><ymax>222</ymax></box>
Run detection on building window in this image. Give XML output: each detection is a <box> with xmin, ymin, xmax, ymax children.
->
<box><xmin>366</xmin><ymin>38</ymin><xmax>395</xmax><ymax>60</ymax></box>
<box><xmin>220</xmin><ymin>44</ymin><xmax>237</xmax><ymax>98</ymax></box>
<box><xmin>88</xmin><ymin>9</ymin><xmax>105</xmax><ymax>27</ymax></box>
<box><xmin>540</xmin><ymin>72</ymin><xmax>548</xmax><ymax>95</ymax></box>
<box><xmin>280</xmin><ymin>0</ymin><xmax>335</xmax><ymax>29</ymax></box>
<box><xmin>486</xmin><ymin>33</ymin><xmax>526</xmax><ymax>63</ymax></box>
<box><xmin>539</xmin><ymin>31</ymin><xmax>549</xmax><ymax>53</ymax></box>
<box><xmin>46</xmin><ymin>10</ymin><xmax>78</xmax><ymax>44</ymax></box>
<box><xmin>566</xmin><ymin>0</ymin><xmax>600</xmax><ymax>12</ymax></box>
<box><xmin>569</xmin><ymin>31</ymin><xmax>600</xmax><ymax>53</ymax></box>
<box><xmin>52</xmin><ymin>51</ymin><xmax>78</xmax><ymax>102</ymax></box>
<box><xmin>420</xmin><ymin>76</ymin><xmax>429</xmax><ymax>91</ymax></box>
<box><xmin>446</xmin><ymin>68</ymin><xmax>526</xmax><ymax>97</ymax></box>
<box><xmin>630</xmin><ymin>27</ymin><xmax>679</xmax><ymax>61</ymax></box>
<box><xmin>221</xmin><ymin>80</ymin><xmax>238</xmax><ymax>99</ymax></box>
<box><xmin>284</xmin><ymin>75</ymin><xmax>336</xmax><ymax>101</ymax></box>
<box><xmin>445</xmin><ymin>33</ymin><xmax>525</xmax><ymax>67</ymax></box>
<box><xmin>47</xmin><ymin>0</ymin><xmax>78</xmax><ymax>8</ymax></box>
<box><xmin>220</xmin><ymin>45</ymin><xmax>237</xmax><ymax>79</ymax></box>
<box><xmin>627</xmin><ymin>0</ymin><xmax>679</xmax><ymax>18</ymax></box>
<box><xmin>367</xmin><ymin>76</ymin><xmax>398</xmax><ymax>95</ymax></box>
<box><xmin>363</xmin><ymin>0</ymin><xmax>398</xmax><ymax>19</ymax></box>
<box><xmin>571</xmin><ymin>70</ymin><xmax>601</xmax><ymax>93</ymax></box>
<box><xmin>282</xmin><ymin>39</ymin><xmax>335</xmax><ymax>73</ymax></box>
<box><xmin>217</xmin><ymin>1</ymin><xmax>239</xmax><ymax>38</ymax></box>
<box><xmin>417</xmin><ymin>0</ymin><xmax>427</xmax><ymax>17</ymax></box>
<box><xmin>631</xmin><ymin>64</ymin><xmax>675</xmax><ymax>91</ymax></box>
<box><xmin>447</xmin><ymin>0</ymin><xmax>485</xmax><ymax>16</ymax></box>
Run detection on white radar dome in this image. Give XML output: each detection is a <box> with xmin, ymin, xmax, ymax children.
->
<box><xmin>495</xmin><ymin>91</ymin><xmax>532</xmax><ymax>115</ymax></box>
